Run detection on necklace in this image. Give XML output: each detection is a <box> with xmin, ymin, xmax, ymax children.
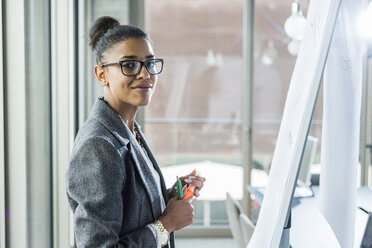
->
<box><xmin>134</xmin><ymin>127</ymin><xmax>149</xmax><ymax>157</ymax></box>
<box><xmin>134</xmin><ymin>127</ymin><xmax>142</xmax><ymax>146</ymax></box>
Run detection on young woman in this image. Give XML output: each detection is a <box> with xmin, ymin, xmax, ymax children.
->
<box><xmin>66</xmin><ymin>16</ymin><xmax>206</xmax><ymax>248</ymax></box>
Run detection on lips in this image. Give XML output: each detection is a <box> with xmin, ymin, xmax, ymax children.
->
<box><xmin>131</xmin><ymin>84</ymin><xmax>153</xmax><ymax>93</ymax></box>
<box><xmin>131</xmin><ymin>84</ymin><xmax>153</xmax><ymax>89</ymax></box>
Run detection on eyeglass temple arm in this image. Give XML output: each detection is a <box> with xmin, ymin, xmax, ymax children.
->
<box><xmin>100</xmin><ymin>62</ymin><xmax>120</xmax><ymax>67</ymax></box>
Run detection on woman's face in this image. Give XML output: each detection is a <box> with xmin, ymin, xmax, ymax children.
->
<box><xmin>101</xmin><ymin>38</ymin><xmax>158</xmax><ymax>107</ymax></box>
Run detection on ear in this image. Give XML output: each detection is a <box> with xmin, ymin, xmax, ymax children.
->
<box><xmin>94</xmin><ymin>64</ymin><xmax>109</xmax><ymax>87</ymax></box>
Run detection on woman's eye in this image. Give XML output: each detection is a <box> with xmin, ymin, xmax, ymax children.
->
<box><xmin>147</xmin><ymin>62</ymin><xmax>155</xmax><ymax>67</ymax></box>
<box><xmin>123</xmin><ymin>62</ymin><xmax>135</xmax><ymax>68</ymax></box>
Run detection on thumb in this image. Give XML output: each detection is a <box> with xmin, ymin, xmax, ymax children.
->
<box><xmin>182</xmin><ymin>184</ymin><xmax>188</xmax><ymax>195</ymax></box>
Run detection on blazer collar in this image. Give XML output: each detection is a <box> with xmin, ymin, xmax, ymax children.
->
<box><xmin>90</xmin><ymin>98</ymin><xmax>130</xmax><ymax>146</ymax></box>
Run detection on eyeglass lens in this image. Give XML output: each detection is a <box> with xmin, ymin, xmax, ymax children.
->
<box><xmin>121</xmin><ymin>60</ymin><xmax>163</xmax><ymax>76</ymax></box>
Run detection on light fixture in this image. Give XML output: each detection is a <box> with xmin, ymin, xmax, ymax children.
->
<box><xmin>206</xmin><ymin>49</ymin><xmax>216</xmax><ymax>66</ymax></box>
<box><xmin>261</xmin><ymin>41</ymin><xmax>277</xmax><ymax>66</ymax></box>
<box><xmin>287</xmin><ymin>39</ymin><xmax>301</xmax><ymax>56</ymax></box>
<box><xmin>206</xmin><ymin>49</ymin><xmax>224</xmax><ymax>67</ymax></box>
<box><xmin>215</xmin><ymin>53</ymin><xmax>224</xmax><ymax>67</ymax></box>
<box><xmin>284</xmin><ymin>0</ymin><xmax>307</xmax><ymax>40</ymax></box>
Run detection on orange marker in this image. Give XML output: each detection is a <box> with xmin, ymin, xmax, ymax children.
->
<box><xmin>182</xmin><ymin>184</ymin><xmax>196</xmax><ymax>199</ymax></box>
<box><xmin>183</xmin><ymin>170</ymin><xmax>200</xmax><ymax>199</ymax></box>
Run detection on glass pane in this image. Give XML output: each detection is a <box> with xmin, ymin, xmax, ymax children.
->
<box><xmin>251</xmin><ymin>1</ymin><xmax>326</xmax><ymax>221</ymax></box>
<box><xmin>89</xmin><ymin>0</ymin><xmax>130</xmax><ymax>105</ymax></box>
<box><xmin>26</xmin><ymin>0</ymin><xmax>52</xmax><ymax>246</ymax></box>
<box><xmin>252</xmin><ymin>1</ymin><xmax>324</xmax><ymax>169</ymax></box>
<box><xmin>145</xmin><ymin>0</ymin><xmax>243</xmax><ymax>227</ymax></box>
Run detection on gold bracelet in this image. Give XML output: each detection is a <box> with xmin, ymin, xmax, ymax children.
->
<box><xmin>154</xmin><ymin>220</ymin><xmax>170</xmax><ymax>247</ymax></box>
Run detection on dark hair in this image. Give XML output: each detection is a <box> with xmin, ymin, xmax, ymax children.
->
<box><xmin>89</xmin><ymin>16</ymin><xmax>150</xmax><ymax>64</ymax></box>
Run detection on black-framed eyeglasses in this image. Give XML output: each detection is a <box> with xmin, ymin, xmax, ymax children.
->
<box><xmin>100</xmin><ymin>59</ymin><xmax>164</xmax><ymax>76</ymax></box>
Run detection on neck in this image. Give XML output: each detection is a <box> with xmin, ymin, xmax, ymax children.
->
<box><xmin>119</xmin><ymin>111</ymin><xmax>137</xmax><ymax>134</ymax></box>
<box><xmin>103</xmin><ymin>95</ymin><xmax>138</xmax><ymax>134</ymax></box>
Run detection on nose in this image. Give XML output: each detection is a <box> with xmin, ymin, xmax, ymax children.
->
<box><xmin>136</xmin><ymin>64</ymin><xmax>150</xmax><ymax>79</ymax></box>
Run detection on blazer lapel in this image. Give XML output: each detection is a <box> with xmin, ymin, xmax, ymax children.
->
<box><xmin>90</xmin><ymin>98</ymin><xmax>162</xmax><ymax>219</ymax></box>
<box><xmin>126</xmin><ymin>134</ymin><xmax>161</xmax><ymax>219</ymax></box>
<box><xmin>135</xmin><ymin>122</ymin><xmax>170</xmax><ymax>204</ymax></box>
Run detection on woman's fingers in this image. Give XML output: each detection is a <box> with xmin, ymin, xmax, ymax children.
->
<box><xmin>179</xmin><ymin>169</ymin><xmax>198</xmax><ymax>182</ymax></box>
<box><xmin>186</xmin><ymin>175</ymin><xmax>206</xmax><ymax>182</ymax></box>
<box><xmin>182</xmin><ymin>185</ymin><xmax>188</xmax><ymax>195</ymax></box>
<box><xmin>193</xmin><ymin>189</ymin><xmax>200</xmax><ymax>197</ymax></box>
<box><xmin>179</xmin><ymin>171</ymin><xmax>206</xmax><ymax>200</ymax></box>
<box><xmin>184</xmin><ymin>175</ymin><xmax>206</xmax><ymax>189</ymax></box>
<box><xmin>189</xmin><ymin>196</ymin><xmax>197</xmax><ymax>205</ymax></box>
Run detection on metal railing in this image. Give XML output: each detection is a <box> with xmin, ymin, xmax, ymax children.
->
<box><xmin>145</xmin><ymin>118</ymin><xmax>323</xmax><ymax>125</ymax></box>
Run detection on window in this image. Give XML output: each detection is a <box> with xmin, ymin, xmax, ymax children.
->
<box><xmin>145</xmin><ymin>0</ymin><xmax>243</xmax><ymax>228</ymax></box>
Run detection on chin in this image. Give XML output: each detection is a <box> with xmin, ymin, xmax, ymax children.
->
<box><xmin>137</xmin><ymin>98</ymin><xmax>152</xmax><ymax>106</ymax></box>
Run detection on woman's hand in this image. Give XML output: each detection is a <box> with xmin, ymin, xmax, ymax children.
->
<box><xmin>168</xmin><ymin>169</ymin><xmax>206</xmax><ymax>199</ymax></box>
<box><xmin>158</xmin><ymin>196</ymin><xmax>195</xmax><ymax>233</ymax></box>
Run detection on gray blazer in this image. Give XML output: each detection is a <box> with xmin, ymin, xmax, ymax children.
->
<box><xmin>66</xmin><ymin>98</ymin><xmax>175</xmax><ymax>248</ymax></box>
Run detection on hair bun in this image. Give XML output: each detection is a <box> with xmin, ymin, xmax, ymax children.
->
<box><xmin>89</xmin><ymin>16</ymin><xmax>120</xmax><ymax>50</ymax></box>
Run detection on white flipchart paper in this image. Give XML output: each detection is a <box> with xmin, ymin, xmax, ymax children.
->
<box><xmin>247</xmin><ymin>0</ymin><xmax>341</xmax><ymax>247</ymax></box>
<box><xmin>319</xmin><ymin>0</ymin><xmax>363</xmax><ymax>247</ymax></box>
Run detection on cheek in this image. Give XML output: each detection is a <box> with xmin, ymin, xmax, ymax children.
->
<box><xmin>111</xmin><ymin>76</ymin><xmax>133</xmax><ymax>91</ymax></box>
<box><xmin>152</xmin><ymin>75</ymin><xmax>158</xmax><ymax>88</ymax></box>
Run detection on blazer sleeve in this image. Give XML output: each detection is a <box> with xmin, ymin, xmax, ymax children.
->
<box><xmin>66</xmin><ymin>136</ymin><xmax>158</xmax><ymax>248</ymax></box>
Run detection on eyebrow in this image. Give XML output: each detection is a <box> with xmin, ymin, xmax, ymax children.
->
<box><xmin>120</xmin><ymin>55</ymin><xmax>155</xmax><ymax>60</ymax></box>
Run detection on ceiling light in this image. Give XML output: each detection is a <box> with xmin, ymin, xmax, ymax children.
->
<box><xmin>284</xmin><ymin>1</ymin><xmax>307</xmax><ymax>40</ymax></box>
